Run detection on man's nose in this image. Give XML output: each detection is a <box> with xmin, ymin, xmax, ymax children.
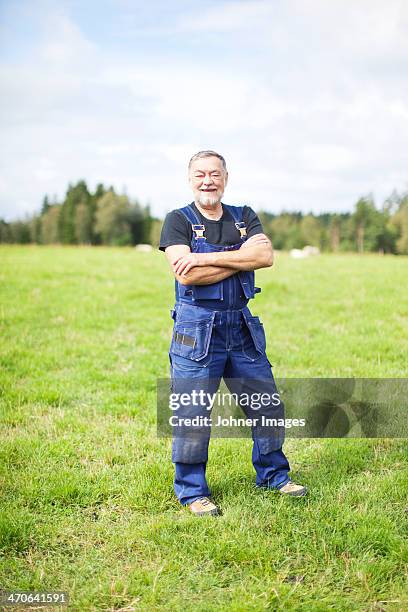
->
<box><xmin>203</xmin><ymin>175</ymin><xmax>213</xmax><ymax>185</ymax></box>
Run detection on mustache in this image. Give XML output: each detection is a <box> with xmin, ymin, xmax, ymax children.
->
<box><xmin>197</xmin><ymin>190</ymin><xmax>223</xmax><ymax>205</ymax></box>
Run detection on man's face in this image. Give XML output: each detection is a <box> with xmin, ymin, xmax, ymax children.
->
<box><xmin>188</xmin><ymin>156</ymin><xmax>228</xmax><ymax>208</ymax></box>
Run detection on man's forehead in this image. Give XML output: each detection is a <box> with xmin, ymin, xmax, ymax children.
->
<box><xmin>189</xmin><ymin>157</ymin><xmax>225</xmax><ymax>172</ymax></box>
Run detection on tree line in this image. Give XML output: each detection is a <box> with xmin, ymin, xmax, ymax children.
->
<box><xmin>258</xmin><ymin>190</ymin><xmax>408</xmax><ymax>254</ymax></box>
<box><xmin>0</xmin><ymin>181</ymin><xmax>161</xmax><ymax>248</ymax></box>
<box><xmin>1</xmin><ymin>180</ymin><xmax>407</xmax><ymax>254</ymax></box>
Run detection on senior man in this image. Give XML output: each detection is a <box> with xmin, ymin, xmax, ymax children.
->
<box><xmin>160</xmin><ymin>150</ymin><xmax>306</xmax><ymax>516</ymax></box>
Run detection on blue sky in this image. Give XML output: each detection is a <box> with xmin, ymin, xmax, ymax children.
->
<box><xmin>1</xmin><ymin>0</ymin><xmax>407</xmax><ymax>221</ymax></box>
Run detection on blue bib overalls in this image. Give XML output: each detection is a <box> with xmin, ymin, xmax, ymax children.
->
<box><xmin>170</xmin><ymin>204</ymin><xmax>291</xmax><ymax>505</ymax></box>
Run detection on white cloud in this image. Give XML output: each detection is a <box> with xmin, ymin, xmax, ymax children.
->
<box><xmin>0</xmin><ymin>0</ymin><xmax>407</xmax><ymax>221</ymax></box>
<box><xmin>176</xmin><ymin>0</ymin><xmax>273</xmax><ymax>32</ymax></box>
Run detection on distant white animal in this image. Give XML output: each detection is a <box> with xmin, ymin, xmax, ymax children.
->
<box><xmin>290</xmin><ymin>249</ymin><xmax>307</xmax><ymax>259</ymax></box>
<box><xmin>134</xmin><ymin>244</ymin><xmax>153</xmax><ymax>252</ymax></box>
<box><xmin>303</xmin><ymin>245</ymin><xmax>320</xmax><ymax>256</ymax></box>
<box><xmin>290</xmin><ymin>245</ymin><xmax>320</xmax><ymax>259</ymax></box>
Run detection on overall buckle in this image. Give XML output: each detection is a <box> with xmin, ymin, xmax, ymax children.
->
<box><xmin>235</xmin><ymin>222</ymin><xmax>247</xmax><ymax>238</ymax></box>
<box><xmin>192</xmin><ymin>224</ymin><xmax>206</xmax><ymax>239</ymax></box>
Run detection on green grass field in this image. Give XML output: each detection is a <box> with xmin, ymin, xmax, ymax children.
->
<box><xmin>1</xmin><ymin>246</ymin><xmax>407</xmax><ymax>611</ymax></box>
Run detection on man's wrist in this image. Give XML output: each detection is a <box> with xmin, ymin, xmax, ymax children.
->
<box><xmin>207</xmin><ymin>251</ymin><xmax>233</xmax><ymax>267</ymax></box>
<box><xmin>202</xmin><ymin>252</ymin><xmax>218</xmax><ymax>266</ymax></box>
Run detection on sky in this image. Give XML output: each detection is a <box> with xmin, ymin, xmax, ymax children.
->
<box><xmin>0</xmin><ymin>0</ymin><xmax>407</xmax><ymax>221</ymax></box>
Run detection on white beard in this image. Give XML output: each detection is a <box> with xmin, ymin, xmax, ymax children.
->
<box><xmin>197</xmin><ymin>190</ymin><xmax>223</xmax><ymax>207</ymax></box>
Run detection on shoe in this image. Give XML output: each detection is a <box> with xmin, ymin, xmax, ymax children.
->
<box><xmin>279</xmin><ymin>481</ymin><xmax>307</xmax><ymax>497</ymax></box>
<box><xmin>189</xmin><ymin>497</ymin><xmax>220</xmax><ymax>516</ymax></box>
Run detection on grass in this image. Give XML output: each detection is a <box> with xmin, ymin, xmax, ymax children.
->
<box><xmin>0</xmin><ymin>245</ymin><xmax>407</xmax><ymax>611</ymax></box>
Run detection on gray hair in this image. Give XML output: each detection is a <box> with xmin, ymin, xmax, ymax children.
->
<box><xmin>188</xmin><ymin>150</ymin><xmax>227</xmax><ymax>173</ymax></box>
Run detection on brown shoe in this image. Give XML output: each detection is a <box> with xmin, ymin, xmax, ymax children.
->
<box><xmin>279</xmin><ymin>481</ymin><xmax>307</xmax><ymax>497</ymax></box>
<box><xmin>189</xmin><ymin>497</ymin><xmax>220</xmax><ymax>516</ymax></box>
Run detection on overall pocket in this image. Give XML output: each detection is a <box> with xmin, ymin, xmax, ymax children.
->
<box><xmin>238</xmin><ymin>270</ymin><xmax>255</xmax><ymax>299</ymax></box>
<box><xmin>192</xmin><ymin>282</ymin><xmax>223</xmax><ymax>301</ymax></box>
<box><xmin>170</xmin><ymin>311</ymin><xmax>215</xmax><ymax>362</ymax></box>
<box><xmin>242</xmin><ymin>311</ymin><xmax>267</xmax><ymax>360</ymax></box>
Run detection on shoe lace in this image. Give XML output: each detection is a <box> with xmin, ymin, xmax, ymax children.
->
<box><xmin>286</xmin><ymin>481</ymin><xmax>302</xmax><ymax>490</ymax></box>
<box><xmin>197</xmin><ymin>497</ymin><xmax>210</xmax><ymax>506</ymax></box>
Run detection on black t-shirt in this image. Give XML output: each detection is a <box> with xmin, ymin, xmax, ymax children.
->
<box><xmin>159</xmin><ymin>202</ymin><xmax>263</xmax><ymax>251</ymax></box>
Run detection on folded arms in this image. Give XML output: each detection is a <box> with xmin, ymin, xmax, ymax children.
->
<box><xmin>165</xmin><ymin>234</ymin><xmax>273</xmax><ymax>286</ymax></box>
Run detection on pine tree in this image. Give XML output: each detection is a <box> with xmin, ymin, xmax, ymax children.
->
<box><xmin>59</xmin><ymin>180</ymin><xmax>91</xmax><ymax>244</ymax></box>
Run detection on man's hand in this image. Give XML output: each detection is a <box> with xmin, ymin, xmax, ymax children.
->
<box><xmin>172</xmin><ymin>252</ymin><xmax>207</xmax><ymax>276</ymax></box>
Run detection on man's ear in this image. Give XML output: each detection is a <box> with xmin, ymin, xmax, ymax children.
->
<box><xmin>224</xmin><ymin>171</ymin><xmax>229</xmax><ymax>186</ymax></box>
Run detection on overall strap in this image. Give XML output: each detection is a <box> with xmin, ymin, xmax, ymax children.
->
<box><xmin>178</xmin><ymin>205</ymin><xmax>206</xmax><ymax>241</ymax></box>
<box><xmin>223</xmin><ymin>204</ymin><xmax>247</xmax><ymax>239</ymax></box>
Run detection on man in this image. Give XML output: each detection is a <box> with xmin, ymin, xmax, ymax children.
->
<box><xmin>160</xmin><ymin>150</ymin><xmax>306</xmax><ymax>516</ymax></box>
